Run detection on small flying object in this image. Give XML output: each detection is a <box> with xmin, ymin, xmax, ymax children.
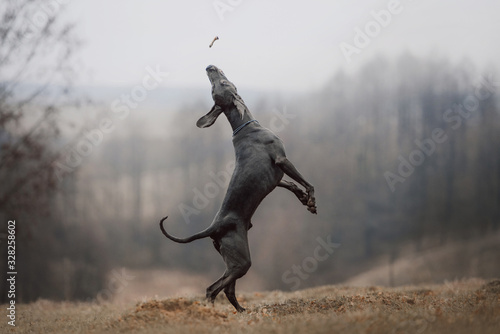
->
<box><xmin>209</xmin><ymin>36</ymin><xmax>219</xmax><ymax>48</ymax></box>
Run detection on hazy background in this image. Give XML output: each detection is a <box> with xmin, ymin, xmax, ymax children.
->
<box><xmin>64</xmin><ymin>0</ymin><xmax>500</xmax><ymax>91</ymax></box>
<box><xmin>1</xmin><ymin>0</ymin><xmax>499</xmax><ymax>303</ymax></box>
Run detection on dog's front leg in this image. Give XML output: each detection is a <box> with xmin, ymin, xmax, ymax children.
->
<box><xmin>275</xmin><ymin>157</ymin><xmax>317</xmax><ymax>214</ymax></box>
<box><xmin>278</xmin><ymin>180</ymin><xmax>309</xmax><ymax>206</ymax></box>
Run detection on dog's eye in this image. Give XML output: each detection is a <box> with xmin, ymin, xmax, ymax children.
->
<box><xmin>220</xmin><ymin>80</ymin><xmax>229</xmax><ymax>86</ymax></box>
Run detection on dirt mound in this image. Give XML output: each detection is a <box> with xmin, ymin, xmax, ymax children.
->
<box><xmin>261</xmin><ymin>297</ymin><xmax>345</xmax><ymax>316</ymax></box>
<box><xmin>249</xmin><ymin>288</ymin><xmax>437</xmax><ymax>318</ymax></box>
<box><xmin>108</xmin><ymin>298</ymin><xmax>229</xmax><ymax>330</ymax></box>
<box><xmin>480</xmin><ymin>279</ymin><xmax>500</xmax><ymax>294</ymax></box>
<box><xmin>10</xmin><ymin>279</ymin><xmax>499</xmax><ymax>334</ymax></box>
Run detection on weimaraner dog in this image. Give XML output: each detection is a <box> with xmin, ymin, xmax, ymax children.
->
<box><xmin>160</xmin><ymin>65</ymin><xmax>316</xmax><ymax>312</ymax></box>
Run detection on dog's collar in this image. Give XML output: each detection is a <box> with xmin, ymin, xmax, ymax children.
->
<box><xmin>232</xmin><ymin>119</ymin><xmax>259</xmax><ymax>137</ymax></box>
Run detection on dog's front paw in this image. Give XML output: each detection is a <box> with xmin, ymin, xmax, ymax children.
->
<box><xmin>306</xmin><ymin>190</ymin><xmax>317</xmax><ymax>214</ymax></box>
<box><xmin>297</xmin><ymin>191</ymin><xmax>309</xmax><ymax>206</ymax></box>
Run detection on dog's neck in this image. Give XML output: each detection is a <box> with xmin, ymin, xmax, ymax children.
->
<box><xmin>224</xmin><ymin>106</ymin><xmax>257</xmax><ymax>134</ymax></box>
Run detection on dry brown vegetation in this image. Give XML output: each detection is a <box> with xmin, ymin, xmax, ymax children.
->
<box><xmin>3</xmin><ymin>278</ymin><xmax>499</xmax><ymax>334</ymax></box>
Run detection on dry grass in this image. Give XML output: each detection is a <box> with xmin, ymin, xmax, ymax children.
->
<box><xmin>2</xmin><ymin>278</ymin><xmax>499</xmax><ymax>334</ymax></box>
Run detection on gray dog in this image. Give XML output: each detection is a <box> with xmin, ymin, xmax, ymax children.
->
<box><xmin>160</xmin><ymin>65</ymin><xmax>316</xmax><ymax>312</ymax></box>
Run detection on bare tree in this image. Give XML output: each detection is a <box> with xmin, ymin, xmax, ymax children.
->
<box><xmin>0</xmin><ymin>0</ymin><xmax>83</xmax><ymax>215</ymax></box>
<box><xmin>0</xmin><ymin>1</ymin><xmax>107</xmax><ymax>303</ymax></box>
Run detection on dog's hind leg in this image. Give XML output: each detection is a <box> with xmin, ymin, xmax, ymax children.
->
<box><xmin>206</xmin><ymin>273</ymin><xmax>225</xmax><ymax>303</ymax></box>
<box><xmin>206</xmin><ymin>228</ymin><xmax>251</xmax><ymax>312</ymax></box>
<box><xmin>224</xmin><ymin>280</ymin><xmax>245</xmax><ymax>312</ymax></box>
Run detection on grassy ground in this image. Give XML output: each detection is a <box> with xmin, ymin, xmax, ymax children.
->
<box><xmin>2</xmin><ymin>278</ymin><xmax>499</xmax><ymax>334</ymax></box>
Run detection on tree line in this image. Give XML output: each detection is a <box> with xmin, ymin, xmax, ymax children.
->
<box><xmin>2</xmin><ymin>50</ymin><xmax>499</xmax><ymax>301</ymax></box>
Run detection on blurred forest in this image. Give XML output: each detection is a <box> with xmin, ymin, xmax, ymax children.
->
<box><xmin>0</xmin><ymin>1</ymin><xmax>105</xmax><ymax>303</ymax></box>
<box><xmin>1</xmin><ymin>4</ymin><xmax>500</xmax><ymax>304</ymax></box>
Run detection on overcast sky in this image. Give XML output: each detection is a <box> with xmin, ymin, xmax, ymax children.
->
<box><xmin>65</xmin><ymin>0</ymin><xmax>500</xmax><ymax>92</ymax></box>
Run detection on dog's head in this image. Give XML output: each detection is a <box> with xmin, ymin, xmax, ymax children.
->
<box><xmin>197</xmin><ymin>65</ymin><xmax>247</xmax><ymax>128</ymax></box>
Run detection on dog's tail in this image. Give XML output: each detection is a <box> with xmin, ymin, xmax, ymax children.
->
<box><xmin>159</xmin><ymin>216</ymin><xmax>214</xmax><ymax>243</ymax></box>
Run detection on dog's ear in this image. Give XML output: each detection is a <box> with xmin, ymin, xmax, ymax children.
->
<box><xmin>232</xmin><ymin>94</ymin><xmax>246</xmax><ymax>119</ymax></box>
<box><xmin>197</xmin><ymin>104</ymin><xmax>223</xmax><ymax>128</ymax></box>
